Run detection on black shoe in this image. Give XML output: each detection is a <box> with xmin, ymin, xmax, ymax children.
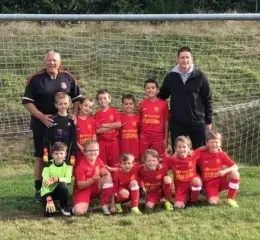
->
<box><xmin>140</xmin><ymin>187</ymin><xmax>147</xmax><ymax>197</ymax></box>
<box><xmin>35</xmin><ymin>190</ymin><xmax>41</xmax><ymax>202</ymax></box>
<box><xmin>60</xmin><ymin>207</ymin><xmax>71</xmax><ymax>216</ymax></box>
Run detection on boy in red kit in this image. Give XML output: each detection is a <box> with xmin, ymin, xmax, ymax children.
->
<box><xmin>132</xmin><ymin>149</ymin><xmax>173</xmax><ymax>211</ymax></box>
<box><xmin>76</xmin><ymin>97</ymin><xmax>96</xmax><ymax>165</ymax></box>
<box><xmin>111</xmin><ymin>153</ymin><xmax>142</xmax><ymax>215</ymax></box>
<box><xmin>95</xmin><ymin>89</ymin><xmax>121</xmax><ymax>167</ymax></box>
<box><xmin>73</xmin><ymin>140</ymin><xmax>114</xmax><ymax>215</ymax></box>
<box><xmin>119</xmin><ymin>94</ymin><xmax>140</xmax><ymax>162</ymax></box>
<box><xmin>139</xmin><ymin>79</ymin><xmax>169</xmax><ymax>158</ymax></box>
<box><xmin>197</xmin><ymin>130</ymin><xmax>240</xmax><ymax>208</ymax></box>
<box><xmin>164</xmin><ymin>136</ymin><xmax>202</xmax><ymax>209</ymax></box>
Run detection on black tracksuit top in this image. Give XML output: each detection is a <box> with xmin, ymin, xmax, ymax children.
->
<box><xmin>158</xmin><ymin>68</ymin><xmax>213</xmax><ymax>125</ymax></box>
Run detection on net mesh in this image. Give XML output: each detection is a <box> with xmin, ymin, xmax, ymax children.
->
<box><xmin>0</xmin><ymin>21</ymin><xmax>259</xmax><ymax>164</ymax></box>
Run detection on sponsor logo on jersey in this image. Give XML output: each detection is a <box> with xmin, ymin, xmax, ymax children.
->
<box><xmin>61</xmin><ymin>82</ymin><xmax>67</xmax><ymax>89</ymax></box>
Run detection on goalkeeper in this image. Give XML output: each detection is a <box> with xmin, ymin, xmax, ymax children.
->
<box><xmin>41</xmin><ymin>142</ymin><xmax>73</xmax><ymax>217</ymax></box>
<box><xmin>42</xmin><ymin>92</ymin><xmax>77</xmax><ymax>166</ymax></box>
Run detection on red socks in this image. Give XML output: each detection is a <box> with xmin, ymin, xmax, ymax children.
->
<box><xmin>190</xmin><ymin>185</ymin><xmax>202</xmax><ymax>202</ymax></box>
<box><xmin>228</xmin><ymin>179</ymin><xmax>240</xmax><ymax>199</ymax></box>
<box><xmin>130</xmin><ymin>186</ymin><xmax>140</xmax><ymax>207</ymax></box>
<box><xmin>101</xmin><ymin>183</ymin><xmax>113</xmax><ymax>206</ymax></box>
<box><xmin>163</xmin><ymin>183</ymin><xmax>173</xmax><ymax>201</ymax></box>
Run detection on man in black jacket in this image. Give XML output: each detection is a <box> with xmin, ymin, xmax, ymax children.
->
<box><xmin>158</xmin><ymin>47</ymin><xmax>213</xmax><ymax>150</ymax></box>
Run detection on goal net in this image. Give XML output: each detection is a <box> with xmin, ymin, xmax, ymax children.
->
<box><xmin>0</xmin><ymin>20</ymin><xmax>259</xmax><ymax>165</ymax></box>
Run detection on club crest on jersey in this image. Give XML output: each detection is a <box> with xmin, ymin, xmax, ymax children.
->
<box><xmin>61</xmin><ymin>82</ymin><xmax>67</xmax><ymax>89</ymax></box>
<box><xmin>57</xmin><ymin>129</ymin><xmax>63</xmax><ymax>135</ymax></box>
<box><xmin>156</xmin><ymin>174</ymin><xmax>162</xmax><ymax>180</ymax></box>
<box><xmin>153</xmin><ymin>106</ymin><xmax>159</xmax><ymax>112</ymax></box>
<box><xmin>109</xmin><ymin>115</ymin><xmax>114</xmax><ymax>121</ymax></box>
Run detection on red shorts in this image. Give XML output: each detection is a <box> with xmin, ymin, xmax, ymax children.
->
<box><xmin>174</xmin><ymin>175</ymin><xmax>201</xmax><ymax>204</ymax></box>
<box><xmin>73</xmin><ymin>182</ymin><xmax>100</xmax><ymax>206</ymax></box>
<box><xmin>146</xmin><ymin>190</ymin><xmax>163</xmax><ymax>204</ymax></box>
<box><xmin>98</xmin><ymin>139</ymin><xmax>120</xmax><ymax>167</ymax></box>
<box><xmin>204</xmin><ymin>174</ymin><xmax>229</xmax><ymax>199</ymax></box>
<box><xmin>139</xmin><ymin>135</ymin><xmax>165</xmax><ymax>158</ymax></box>
<box><xmin>174</xmin><ymin>182</ymin><xmax>191</xmax><ymax>204</ymax></box>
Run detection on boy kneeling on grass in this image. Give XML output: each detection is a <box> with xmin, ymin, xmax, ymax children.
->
<box><xmin>41</xmin><ymin>142</ymin><xmax>73</xmax><ymax>217</ymax></box>
<box><xmin>197</xmin><ymin>130</ymin><xmax>240</xmax><ymax>208</ymax></box>
<box><xmin>72</xmin><ymin>140</ymin><xmax>114</xmax><ymax>215</ymax></box>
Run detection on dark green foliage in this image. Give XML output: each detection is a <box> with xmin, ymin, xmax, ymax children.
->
<box><xmin>0</xmin><ymin>0</ymin><xmax>258</xmax><ymax>14</ymax></box>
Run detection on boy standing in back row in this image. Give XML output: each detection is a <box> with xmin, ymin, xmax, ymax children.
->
<box><xmin>139</xmin><ymin>79</ymin><xmax>169</xmax><ymax>158</ymax></box>
<box><xmin>95</xmin><ymin>89</ymin><xmax>121</xmax><ymax>167</ymax></box>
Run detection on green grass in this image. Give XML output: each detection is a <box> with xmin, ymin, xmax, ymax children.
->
<box><xmin>1</xmin><ymin>164</ymin><xmax>260</xmax><ymax>240</ymax></box>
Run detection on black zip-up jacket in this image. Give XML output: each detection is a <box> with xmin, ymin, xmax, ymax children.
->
<box><xmin>158</xmin><ymin>68</ymin><xmax>213</xmax><ymax>125</ymax></box>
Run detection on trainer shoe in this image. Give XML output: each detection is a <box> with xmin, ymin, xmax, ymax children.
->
<box><xmin>35</xmin><ymin>190</ymin><xmax>41</xmax><ymax>202</ymax></box>
<box><xmin>131</xmin><ymin>207</ymin><xmax>142</xmax><ymax>215</ymax></box>
<box><xmin>165</xmin><ymin>200</ymin><xmax>174</xmax><ymax>211</ymax></box>
<box><xmin>116</xmin><ymin>204</ymin><xmax>123</xmax><ymax>213</ymax></box>
<box><xmin>60</xmin><ymin>207</ymin><xmax>71</xmax><ymax>216</ymax></box>
<box><xmin>102</xmin><ymin>205</ymin><xmax>111</xmax><ymax>215</ymax></box>
<box><xmin>139</xmin><ymin>187</ymin><xmax>147</xmax><ymax>197</ymax></box>
<box><xmin>227</xmin><ymin>199</ymin><xmax>239</xmax><ymax>208</ymax></box>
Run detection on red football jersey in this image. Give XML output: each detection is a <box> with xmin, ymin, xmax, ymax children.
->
<box><xmin>197</xmin><ymin>150</ymin><xmax>235</xmax><ymax>181</ymax></box>
<box><xmin>74</xmin><ymin>157</ymin><xmax>106</xmax><ymax>185</ymax></box>
<box><xmin>113</xmin><ymin>169</ymin><xmax>133</xmax><ymax>192</ymax></box>
<box><xmin>76</xmin><ymin>116</ymin><xmax>96</xmax><ymax>145</ymax></box>
<box><xmin>139</xmin><ymin>98</ymin><xmax>169</xmax><ymax>140</ymax></box>
<box><xmin>119</xmin><ymin>113</ymin><xmax>140</xmax><ymax>159</ymax></box>
<box><xmin>95</xmin><ymin>107</ymin><xmax>121</xmax><ymax>141</ymax></box>
<box><xmin>164</xmin><ymin>150</ymin><xmax>200</xmax><ymax>183</ymax></box>
<box><xmin>132</xmin><ymin>164</ymin><xmax>169</xmax><ymax>193</ymax></box>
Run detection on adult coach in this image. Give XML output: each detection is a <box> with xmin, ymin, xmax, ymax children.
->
<box><xmin>22</xmin><ymin>50</ymin><xmax>82</xmax><ymax>201</ymax></box>
<box><xmin>158</xmin><ymin>47</ymin><xmax>213</xmax><ymax>150</ymax></box>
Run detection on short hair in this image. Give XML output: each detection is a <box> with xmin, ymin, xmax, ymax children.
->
<box><xmin>120</xmin><ymin>153</ymin><xmax>135</xmax><ymax>162</ymax></box>
<box><xmin>45</xmin><ymin>50</ymin><xmax>61</xmax><ymax>61</ymax></box>
<box><xmin>177</xmin><ymin>47</ymin><xmax>192</xmax><ymax>57</ymax></box>
<box><xmin>83</xmin><ymin>140</ymin><xmax>99</xmax><ymax>150</ymax></box>
<box><xmin>79</xmin><ymin>96</ymin><xmax>94</xmax><ymax>104</ymax></box>
<box><xmin>51</xmin><ymin>142</ymin><xmax>67</xmax><ymax>153</ymax></box>
<box><xmin>143</xmin><ymin>149</ymin><xmax>160</xmax><ymax>162</ymax></box>
<box><xmin>174</xmin><ymin>136</ymin><xmax>192</xmax><ymax>150</ymax></box>
<box><xmin>144</xmin><ymin>78</ymin><xmax>159</xmax><ymax>88</ymax></box>
<box><xmin>121</xmin><ymin>94</ymin><xmax>136</xmax><ymax>103</ymax></box>
<box><xmin>55</xmin><ymin>91</ymin><xmax>69</xmax><ymax>103</ymax></box>
<box><xmin>96</xmin><ymin>89</ymin><xmax>110</xmax><ymax>100</ymax></box>
<box><xmin>206</xmin><ymin>130</ymin><xmax>222</xmax><ymax>142</ymax></box>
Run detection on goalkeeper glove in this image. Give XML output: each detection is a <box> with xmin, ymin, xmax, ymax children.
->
<box><xmin>46</xmin><ymin>196</ymin><xmax>56</xmax><ymax>213</ymax></box>
<box><xmin>70</xmin><ymin>155</ymin><xmax>75</xmax><ymax>166</ymax></box>
<box><xmin>43</xmin><ymin>148</ymin><xmax>48</xmax><ymax>163</ymax></box>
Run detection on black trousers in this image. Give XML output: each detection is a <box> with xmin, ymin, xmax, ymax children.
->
<box><xmin>42</xmin><ymin>182</ymin><xmax>69</xmax><ymax>216</ymax></box>
<box><xmin>170</xmin><ymin>122</ymin><xmax>206</xmax><ymax>150</ymax></box>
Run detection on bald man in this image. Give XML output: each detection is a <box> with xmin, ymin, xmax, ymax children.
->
<box><xmin>22</xmin><ymin>50</ymin><xmax>82</xmax><ymax>201</ymax></box>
